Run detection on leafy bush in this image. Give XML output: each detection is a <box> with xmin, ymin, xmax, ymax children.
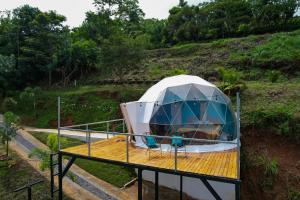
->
<box><xmin>245</xmin><ymin>104</ymin><xmax>292</xmax><ymax>128</ymax></box>
<box><xmin>1</xmin><ymin>97</ymin><xmax>17</xmax><ymax>111</ymax></box>
<box><xmin>0</xmin><ymin>112</ymin><xmax>19</xmax><ymax>158</ymax></box>
<box><xmin>255</xmin><ymin>155</ymin><xmax>279</xmax><ymax>188</ymax></box>
<box><xmin>29</xmin><ymin>148</ymin><xmax>50</xmax><ymax>171</ymax></box>
<box><xmin>217</xmin><ymin>67</ymin><xmax>246</xmax><ymax>95</ymax></box>
<box><xmin>47</xmin><ymin>134</ymin><xmax>58</xmax><ymax>152</ymax></box>
<box><xmin>267</xmin><ymin>70</ymin><xmax>282</xmax><ymax>83</ymax></box>
<box><xmin>288</xmin><ymin>189</ymin><xmax>300</xmax><ymax>200</ymax></box>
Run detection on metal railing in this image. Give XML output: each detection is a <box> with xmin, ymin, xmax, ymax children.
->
<box><xmin>60</xmin><ymin>125</ymin><xmax>238</xmax><ymax>172</ymax></box>
<box><xmin>57</xmin><ymin>92</ymin><xmax>241</xmax><ymax>179</ymax></box>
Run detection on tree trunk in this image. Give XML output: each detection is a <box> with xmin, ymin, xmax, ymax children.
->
<box><xmin>48</xmin><ymin>70</ymin><xmax>52</xmax><ymax>87</ymax></box>
<box><xmin>5</xmin><ymin>130</ymin><xmax>8</xmax><ymax>158</ymax></box>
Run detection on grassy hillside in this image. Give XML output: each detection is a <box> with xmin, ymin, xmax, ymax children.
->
<box><xmin>86</xmin><ymin>30</ymin><xmax>300</xmax><ymax>84</ymax></box>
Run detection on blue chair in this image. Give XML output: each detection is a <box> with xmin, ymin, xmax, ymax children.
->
<box><xmin>143</xmin><ymin>134</ymin><xmax>162</xmax><ymax>160</ymax></box>
<box><xmin>170</xmin><ymin>136</ymin><xmax>187</xmax><ymax>157</ymax></box>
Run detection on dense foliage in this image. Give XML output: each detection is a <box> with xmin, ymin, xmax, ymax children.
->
<box><xmin>0</xmin><ymin>0</ymin><xmax>299</xmax><ymax>95</ymax></box>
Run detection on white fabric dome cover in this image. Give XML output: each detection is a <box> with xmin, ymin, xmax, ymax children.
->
<box><xmin>121</xmin><ymin>75</ymin><xmax>237</xmax><ymax>152</ymax></box>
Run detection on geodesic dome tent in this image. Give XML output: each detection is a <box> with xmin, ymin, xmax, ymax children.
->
<box><xmin>121</xmin><ymin>75</ymin><xmax>237</xmax><ymax>149</ymax></box>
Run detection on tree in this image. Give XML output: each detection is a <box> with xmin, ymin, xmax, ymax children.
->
<box><xmin>0</xmin><ymin>54</ymin><xmax>16</xmax><ymax>97</ymax></box>
<box><xmin>19</xmin><ymin>86</ymin><xmax>41</xmax><ymax>117</ymax></box>
<box><xmin>0</xmin><ymin>5</ymin><xmax>67</xmax><ymax>88</ymax></box>
<box><xmin>0</xmin><ymin>112</ymin><xmax>19</xmax><ymax>158</ymax></box>
<box><xmin>93</xmin><ymin>0</ymin><xmax>144</xmax><ymax>36</ymax></box>
<box><xmin>100</xmin><ymin>34</ymin><xmax>145</xmax><ymax>81</ymax></box>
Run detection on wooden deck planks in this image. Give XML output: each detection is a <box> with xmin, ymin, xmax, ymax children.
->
<box><xmin>61</xmin><ymin>136</ymin><xmax>238</xmax><ymax>179</ymax></box>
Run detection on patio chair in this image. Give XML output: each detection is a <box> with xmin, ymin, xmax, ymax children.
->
<box><xmin>142</xmin><ymin>133</ymin><xmax>162</xmax><ymax>160</ymax></box>
<box><xmin>170</xmin><ymin>135</ymin><xmax>187</xmax><ymax>158</ymax></box>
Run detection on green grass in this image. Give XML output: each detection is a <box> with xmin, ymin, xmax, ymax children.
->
<box><xmin>4</xmin><ymin>85</ymin><xmax>146</xmax><ymax>128</ymax></box>
<box><xmin>0</xmin><ymin>144</ymin><xmax>71</xmax><ymax>200</ymax></box>
<box><xmin>30</xmin><ymin>132</ymin><xmax>136</xmax><ymax>188</ymax></box>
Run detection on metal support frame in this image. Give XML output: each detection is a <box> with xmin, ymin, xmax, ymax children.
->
<box><xmin>201</xmin><ymin>178</ymin><xmax>222</xmax><ymax>200</ymax></box>
<box><xmin>50</xmin><ymin>153</ymin><xmax>59</xmax><ymax>199</ymax></box>
<box><xmin>180</xmin><ymin>175</ymin><xmax>183</xmax><ymax>200</ymax></box>
<box><xmin>155</xmin><ymin>171</ymin><xmax>159</xmax><ymax>200</ymax></box>
<box><xmin>14</xmin><ymin>180</ymin><xmax>43</xmax><ymax>200</ymax></box>
<box><xmin>58</xmin><ymin>152</ymin><xmax>63</xmax><ymax>200</ymax></box>
<box><xmin>59</xmin><ymin>150</ymin><xmax>241</xmax><ymax>200</ymax></box>
<box><xmin>57</xmin><ymin>97</ymin><xmax>61</xmax><ymax>150</ymax></box>
<box><xmin>62</xmin><ymin>156</ymin><xmax>76</xmax><ymax>177</ymax></box>
<box><xmin>138</xmin><ymin>168</ymin><xmax>143</xmax><ymax>200</ymax></box>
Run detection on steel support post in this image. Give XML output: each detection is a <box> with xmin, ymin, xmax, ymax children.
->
<box><xmin>138</xmin><ymin>168</ymin><xmax>143</xmax><ymax>200</ymax></box>
<box><xmin>155</xmin><ymin>171</ymin><xmax>159</xmax><ymax>200</ymax></box>
<box><xmin>27</xmin><ymin>187</ymin><xmax>31</xmax><ymax>200</ymax></box>
<box><xmin>235</xmin><ymin>182</ymin><xmax>240</xmax><ymax>200</ymax></box>
<box><xmin>58</xmin><ymin>152</ymin><xmax>63</xmax><ymax>200</ymax></box>
<box><xmin>50</xmin><ymin>154</ymin><xmax>54</xmax><ymax>199</ymax></box>
<box><xmin>180</xmin><ymin>175</ymin><xmax>183</xmax><ymax>200</ymax></box>
<box><xmin>57</xmin><ymin>97</ymin><xmax>61</xmax><ymax>150</ymax></box>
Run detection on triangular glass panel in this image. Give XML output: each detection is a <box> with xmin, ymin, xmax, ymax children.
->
<box><xmin>149</xmin><ymin>105</ymin><xmax>171</xmax><ymax>125</ymax></box>
<box><xmin>168</xmin><ymin>84</ymin><xmax>191</xmax><ymax>101</ymax></box>
<box><xmin>162</xmin><ymin>88</ymin><xmax>182</xmax><ymax>104</ymax></box>
<box><xmin>155</xmin><ymin>89</ymin><xmax>167</xmax><ymax>105</ymax></box>
<box><xmin>169</xmin><ymin>102</ymin><xmax>183</xmax><ymax>125</ymax></box>
<box><xmin>211</xmin><ymin>89</ymin><xmax>229</xmax><ymax>104</ymax></box>
<box><xmin>181</xmin><ymin>102</ymin><xmax>201</xmax><ymax>125</ymax></box>
<box><xmin>202</xmin><ymin>101</ymin><xmax>226</xmax><ymax>124</ymax></box>
<box><xmin>195</xmin><ymin>85</ymin><xmax>215</xmax><ymax>99</ymax></box>
<box><xmin>185</xmin><ymin>84</ymin><xmax>207</xmax><ymax>101</ymax></box>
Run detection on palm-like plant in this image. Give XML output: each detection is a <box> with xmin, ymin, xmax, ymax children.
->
<box><xmin>0</xmin><ymin>112</ymin><xmax>20</xmax><ymax>159</ymax></box>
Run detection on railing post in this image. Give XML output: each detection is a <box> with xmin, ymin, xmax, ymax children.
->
<box><xmin>106</xmin><ymin>122</ymin><xmax>109</xmax><ymax>139</ymax></box>
<box><xmin>126</xmin><ymin>134</ymin><xmax>129</xmax><ymax>163</ymax></box>
<box><xmin>174</xmin><ymin>142</ymin><xmax>177</xmax><ymax>171</ymax></box>
<box><xmin>122</xmin><ymin>119</ymin><xmax>125</xmax><ymax>133</ymax></box>
<box><xmin>236</xmin><ymin>92</ymin><xmax>241</xmax><ymax>179</ymax></box>
<box><xmin>86</xmin><ymin>125</ymin><xmax>90</xmax><ymax>157</ymax></box>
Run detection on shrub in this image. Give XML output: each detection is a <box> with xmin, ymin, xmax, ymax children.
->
<box><xmin>288</xmin><ymin>189</ymin><xmax>300</xmax><ymax>200</ymax></box>
<box><xmin>29</xmin><ymin>148</ymin><xmax>50</xmax><ymax>171</ymax></box>
<box><xmin>255</xmin><ymin>155</ymin><xmax>279</xmax><ymax>188</ymax></box>
<box><xmin>267</xmin><ymin>70</ymin><xmax>282</xmax><ymax>83</ymax></box>
<box><xmin>47</xmin><ymin>134</ymin><xmax>58</xmax><ymax>152</ymax></box>
<box><xmin>217</xmin><ymin>67</ymin><xmax>246</xmax><ymax>95</ymax></box>
<box><xmin>256</xmin><ymin>155</ymin><xmax>278</xmax><ymax>176</ymax></box>
<box><xmin>1</xmin><ymin>97</ymin><xmax>17</xmax><ymax>111</ymax></box>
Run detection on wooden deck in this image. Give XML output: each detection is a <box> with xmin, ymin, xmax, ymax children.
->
<box><xmin>61</xmin><ymin>136</ymin><xmax>237</xmax><ymax>179</ymax></box>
